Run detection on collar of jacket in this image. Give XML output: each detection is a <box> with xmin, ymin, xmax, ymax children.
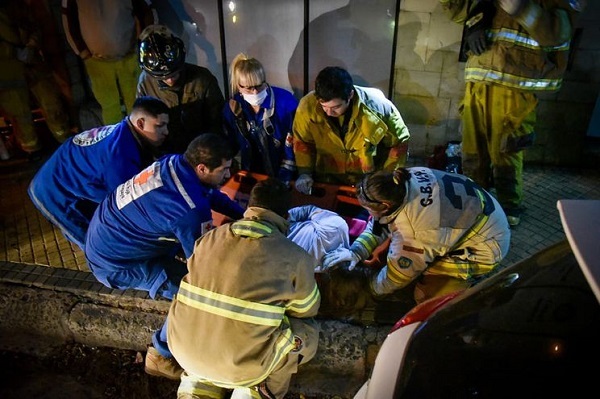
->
<box><xmin>232</xmin><ymin>85</ymin><xmax>276</xmax><ymax>131</ymax></box>
<box><xmin>311</xmin><ymin>86</ymin><xmax>361</xmax><ymax>122</ymax></box>
<box><xmin>157</xmin><ymin>65</ymin><xmax>188</xmax><ymax>91</ymax></box>
<box><xmin>242</xmin><ymin>206</ymin><xmax>290</xmax><ymax>235</ymax></box>
<box><xmin>309</xmin><ymin>86</ymin><xmax>387</xmax><ymax>137</ymax></box>
<box><xmin>173</xmin><ymin>154</ymin><xmax>215</xmax><ymax>198</ymax></box>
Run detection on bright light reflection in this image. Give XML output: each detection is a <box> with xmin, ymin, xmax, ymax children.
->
<box><xmin>232</xmin><ymin>14</ymin><xmax>237</xmax><ymax>24</ymax></box>
<box><xmin>228</xmin><ymin>1</ymin><xmax>236</xmax><ymax>12</ymax></box>
<box><xmin>550</xmin><ymin>341</ymin><xmax>563</xmax><ymax>356</ymax></box>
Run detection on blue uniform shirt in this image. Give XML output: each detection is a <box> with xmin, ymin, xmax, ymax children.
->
<box><xmin>223</xmin><ymin>85</ymin><xmax>298</xmax><ymax>184</ymax></box>
<box><xmin>85</xmin><ymin>154</ymin><xmax>245</xmax><ymax>298</ymax></box>
<box><xmin>27</xmin><ymin>118</ymin><xmax>156</xmax><ymax>250</ymax></box>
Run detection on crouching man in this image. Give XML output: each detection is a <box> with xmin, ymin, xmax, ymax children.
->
<box><xmin>168</xmin><ymin>178</ymin><xmax>321</xmax><ymax>399</ymax></box>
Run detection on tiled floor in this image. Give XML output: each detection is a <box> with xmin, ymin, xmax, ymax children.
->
<box><xmin>2</xmin><ymin>152</ymin><xmax>600</xmax><ymax>313</ymax></box>
<box><xmin>0</xmin><ymin>161</ymin><xmax>86</xmax><ymax>271</ymax></box>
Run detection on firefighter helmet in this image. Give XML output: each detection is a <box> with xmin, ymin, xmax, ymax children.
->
<box><xmin>138</xmin><ymin>25</ymin><xmax>185</xmax><ymax>78</ymax></box>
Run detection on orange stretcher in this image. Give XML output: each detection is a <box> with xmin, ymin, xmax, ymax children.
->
<box><xmin>212</xmin><ymin>171</ymin><xmax>368</xmax><ymax>238</ymax></box>
<box><xmin>212</xmin><ymin>171</ymin><xmax>390</xmax><ymax>268</ymax></box>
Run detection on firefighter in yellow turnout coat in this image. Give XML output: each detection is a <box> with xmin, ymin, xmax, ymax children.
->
<box><xmin>292</xmin><ymin>66</ymin><xmax>410</xmax><ymax>193</ymax></box>
<box><xmin>440</xmin><ymin>0</ymin><xmax>583</xmax><ymax>226</ymax></box>
<box><xmin>168</xmin><ymin>179</ymin><xmax>320</xmax><ymax>399</ymax></box>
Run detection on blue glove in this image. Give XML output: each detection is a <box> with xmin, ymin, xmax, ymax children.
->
<box><xmin>294</xmin><ymin>174</ymin><xmax>314</xmax><ymax>195</ymax></box>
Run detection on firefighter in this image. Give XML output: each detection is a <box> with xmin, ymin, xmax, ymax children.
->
<box><xmin>0</xmin><ymin>0</ymin><xmax>43</xmax><ymax>159</ymax></box>
<box><xmin>62</xmin><ymin>0</ymin><xmax>157</xmax><ymax>126</ymax></box>
<box><xmin>322</xmin><ymin>167</ymin><xmax>511</xmax><ymax>304</ymax></box>
<box><xmin>440</xmin><ymin>0</ymin><xmax>585</xmax><ymax>226</ymax></box>
<box><xmin>168</xmin><ymin>178</ymin><xmax>320</xmax><ymax>399</ymax></box>
<box><xmin>292</xmin><ymin>66</ymin><xmax>410</xmax><ymax>194</ymax></box>
<box><xmin>137</xmin><ymin>25</ymin><xmax>225</xmax><ymax>155</ymax></box>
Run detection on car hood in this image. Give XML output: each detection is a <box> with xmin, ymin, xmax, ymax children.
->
<box><xmin>395</xmin><ymin>239</ymin><xmax>600</xmax><ymax>398</ymax></box>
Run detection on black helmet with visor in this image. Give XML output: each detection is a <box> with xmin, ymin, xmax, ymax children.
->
<box><xmin>138</xmin><ymin>25</ymin><xmax>185</xmax><ymax>78</ymax></box>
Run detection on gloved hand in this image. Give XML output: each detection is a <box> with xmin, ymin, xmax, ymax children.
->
<box><xmin>465</xmin><ymin>0</ymin><xmax>496</xmax><ymax>56</ymax></box>
<box><xmin>497</xmin><ymin>0</ymin><xmax>526</xmax><ymax>15</ymax></box>
<box><xmin>321</xmin><ymin>247</ymin><xmax>361</xmax><ymax>271</ymax></box>
<box><xmin>294</xmin><ymin>174</ymin><xmax>314</xmax><ymax>195</ymax></box>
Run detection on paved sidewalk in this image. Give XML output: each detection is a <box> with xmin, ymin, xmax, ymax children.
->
<box><xmin>2</xmin><ymin>155</ymin><xmax>600</xmax><ymax>324</ymax></box>
<box><xmin>3</xmin><ymin>156</ymin><xmax>600</xmax><ymax>279</ymax></box>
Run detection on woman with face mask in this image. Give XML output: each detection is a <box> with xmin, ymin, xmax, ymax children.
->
<box><xmin>223</xmin><ymin>53</ymin><xmax>299</xmax><ymax>185</ymax></box>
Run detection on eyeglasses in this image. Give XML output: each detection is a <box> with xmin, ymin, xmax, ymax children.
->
<box><xmin>238</xmin><ymin>81</ymin><xmax>266</xmax><ymax>92</ymax></box>
<box><xmin>357</xmin><ymin>178</ymin><xmax>380</xmax><ymax>204</ymax></box>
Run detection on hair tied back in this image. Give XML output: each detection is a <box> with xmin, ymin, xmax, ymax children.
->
<box><xmin>392</xmin><ymin>169</ymin><xmax>402</xmax><ymax>185</ymax></box>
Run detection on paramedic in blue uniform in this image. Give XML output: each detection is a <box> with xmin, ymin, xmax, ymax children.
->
<box><xmin>223</xmin><ymin>53</ymin><xmax>298</xmax><ymax>186</ymax></box>
<box><xmin>27</xmin><ymin>96</ymin><xmax>170</xmax><ymax>251</ymax></box>
<box><xmin>84</xmin><ymin>133</ymin><xmax>244</xmax><ymax>380</ymax></box>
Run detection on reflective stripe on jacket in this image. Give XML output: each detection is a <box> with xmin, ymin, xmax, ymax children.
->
<box><xmin>441</xmin><ymin>0</ymin><xmax>578</xmax><ymax>92</ymax></box>
<box><xmin>350</xmin><ymin>167</ymin><xmax>511</xmax><ymax>296</ymax></box>
<box><xmin>168</xmin><ymin>207</ymin><xmax>320</xmax><ymax>388</ymax></box>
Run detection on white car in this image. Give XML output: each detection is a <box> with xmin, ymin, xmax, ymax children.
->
<box><xmin>354</xmin><ymin>199</ymin><xmax>600</xmax><ymax>399</ymax></box>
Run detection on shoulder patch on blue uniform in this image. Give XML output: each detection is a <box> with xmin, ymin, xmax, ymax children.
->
<box><xmin>398</xmin><ymin>256</ymin><xmax>412</xmax><ymax>269</ymax></box>
<box><xmin>72</xmin><ymin>125</ymin><xmax>115</xmax><ymax>146</ymax></box>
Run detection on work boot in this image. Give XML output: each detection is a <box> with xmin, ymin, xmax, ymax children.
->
<box><xmin>505</xmin><ymin>207</ymin><xmax>523</xmax><ymax>228</ymax></box>
<box><xmin>145</xmin><ymin>345</ymin><xmax>183</xmax><ymax>380</ymax></box>
<box><xmin>507</xmin><ymin>215</ymin><xmax>521</xmax><ymax>227</ymax></box>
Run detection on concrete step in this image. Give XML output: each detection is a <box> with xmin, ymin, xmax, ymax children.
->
<box><xmin>0</xmin><ymin>276</ymin><xmax>400</xmax><ymax>398</ymax></box>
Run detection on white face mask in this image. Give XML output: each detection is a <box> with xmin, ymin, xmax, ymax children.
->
<box><xmin>241</xmin><ymin>89</ymin><xmax>268</xmax><ymax>106</ymax></box>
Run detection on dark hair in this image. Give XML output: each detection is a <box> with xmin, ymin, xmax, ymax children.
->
<box><xmin>132</xmin><ymin>96</ymin><xmax>169</xmax><ymax>117</ymax></box>
<box><xmin>248</xmin><ymin>178</ymin><xmax>291</xmax><ymax>217</ymax></box>
<box><xmin>357</xmin><ymin>169</ymin><xmax>411</xmax><ymax>208</ymax></box>
<box><xmin>184</xmin><ymin>133</ymin><xmax>235</xmax><ymax>170</ymax></box>
<box><xmin>315</xmin><ymin>66</ymin><xmax>354</xmax><ymax>102</ymax></box>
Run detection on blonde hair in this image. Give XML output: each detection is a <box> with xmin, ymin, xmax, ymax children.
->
<box><xmin>229</xmin><ymin>53</ymin><xmax>266</xmax><ymax>95</ymax></box>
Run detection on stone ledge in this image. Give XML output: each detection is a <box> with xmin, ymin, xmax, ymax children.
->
<box><xmin>0</xmin><ymin>281</ymin><xmax>391</xmax><ymax>398</ymax></box>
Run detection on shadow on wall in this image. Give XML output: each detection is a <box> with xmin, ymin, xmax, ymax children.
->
<box><xmin>393</xmin><ymin>17</ymin><xmax>462</xmax><ymax>157</ymax></box>
<box><xmin>287</xmin><ymin>0</ymin><xmax>396</xmax><ymax>98</ymax></box>
<box><xmin>394</xmin><ymin>20</ymin><xmax>445</xmax><ymax>121</ymax></box>
<box><xmin>153</xmin><ymin>0</ymin><xmax>222</xmax><ymax>86</ymax></box>
<box><xmin>244</xmin><ymin>33</ymin><xmax>289</xmax><ymax>94</ymax></box>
